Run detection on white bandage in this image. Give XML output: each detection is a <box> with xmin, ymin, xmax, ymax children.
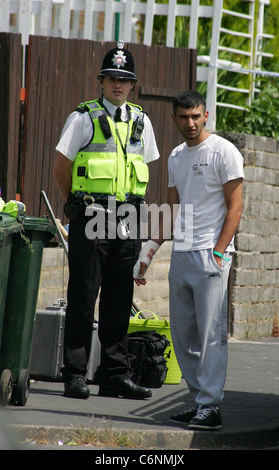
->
<box><xmin>133</xmin><ymin>240</ymin><xmax>160</xmax><ymax>279</ymax></box>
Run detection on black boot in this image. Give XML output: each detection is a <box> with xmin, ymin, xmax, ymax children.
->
<box><xmin>64</xmin><ymin>377</ymin><xmax>90</xmax><ymax>399</ymax></box>
<box><xmin>98</xmin><ymin>376</ymin><xmax>152</xmax><ymax>399</ymax></box>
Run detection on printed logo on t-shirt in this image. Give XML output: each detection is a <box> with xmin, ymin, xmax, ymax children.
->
<box><xmin>192</xmin><ymin>163</ymin><xmax>208</xmax><ymax>176</ymax></box>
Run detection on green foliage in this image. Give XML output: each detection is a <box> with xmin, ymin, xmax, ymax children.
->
<box><xmin>262</xmin><ymin>0</ymin><xmax>279</xmax><ymax>70</ymax></box>
<box><xmin>148</xmin><ymin>0</ymin><xmax>279</xmax><ymax>139</ymax></box>
<box><xmin>209</xmin><ymin>0</ymin><xmax>279</xmax><ymax>139</ymax></box>
<box><xmin>232</xmin><ymin>81</ymin><xmax>279</xmax><ymax>140</ymax></box>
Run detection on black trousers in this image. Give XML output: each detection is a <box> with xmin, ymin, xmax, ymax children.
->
<box><xmin>61</xmin><ymin>213</ymin><xmax>141</xmax><ymax>384</ymax></box>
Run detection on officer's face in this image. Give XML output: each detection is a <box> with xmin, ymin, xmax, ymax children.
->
<box><xmin>172</xmin><ymin>105</ymin><xmax>209</xmax><ymax>147</ymax></box>
<box><xmin>101</xmin><ymin>77</ymin><xmax>135</xmax><ymax>106</ymax></box>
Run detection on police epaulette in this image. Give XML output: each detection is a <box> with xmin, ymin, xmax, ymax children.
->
<box><xmin>127</xmin><ymin>102</ymin><xmax>143</xmax><ymax>112</ymax></box>
<box><xmin>76</xmin><ymin>103</ymin><xmax>89</xmax><ymax>113</ymax></box>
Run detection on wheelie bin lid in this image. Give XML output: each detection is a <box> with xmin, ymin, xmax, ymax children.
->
<box><xmin>21</xmin><ymin>216</ymin><xmax>57</xmax><ymax>237</ymax></box>
<box><xmin>0</xmin><ymin>213</ymin><xmax>22</xmax><ymax>241</ymax></box>
<box><xmin>21</xmin><ymin>215</ymin><xmax>56</xmax><ymax>230</ymax></box>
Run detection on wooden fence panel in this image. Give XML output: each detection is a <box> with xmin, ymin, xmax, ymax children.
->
<box><xmin>0</xmin><ymin>33</ymin><xmax>22</xmax><ymax>201</ymax></box>
<box><xmin>21</xmin><ymin>38</ymin><xmax>196</xmax><ymax>219</ymax></box>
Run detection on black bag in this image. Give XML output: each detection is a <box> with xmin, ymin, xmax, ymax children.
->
<box><xmin>127</xmin><ymin>330</ymin><xmax>170</xmax><ymax>388</ymax></box>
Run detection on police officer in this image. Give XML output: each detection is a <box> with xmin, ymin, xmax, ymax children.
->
<box><xmin>54</xmin><ymin>42</ymin><xmax>159</xmax><ymax>399</ymax></box>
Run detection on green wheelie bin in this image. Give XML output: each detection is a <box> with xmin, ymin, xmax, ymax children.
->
<box><xmin>0</xmin><ymin>214</ymin><xmax>22</xmax><ymax>406</ymax></box>
<box><xmin>0</xmin><ymin>216</ymin><xmax>56</xmax><ymax>406</ymax></box>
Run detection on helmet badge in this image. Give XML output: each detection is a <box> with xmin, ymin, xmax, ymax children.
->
<box><xmin>112</xmin><ymin>40</ymin><xmax>127</xmax><ymax>69</ymax></box>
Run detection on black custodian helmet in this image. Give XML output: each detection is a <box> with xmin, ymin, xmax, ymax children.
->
<box><xmin>98</xmin><ymin>41</ymin><xmax>137</xmax><ymax>82</ymax></box>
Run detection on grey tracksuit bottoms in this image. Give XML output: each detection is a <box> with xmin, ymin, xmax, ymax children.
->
<box><xmin>169</xmin><ymin>248</ymin><xmax>232</xmax><ymax>406</ymax></box>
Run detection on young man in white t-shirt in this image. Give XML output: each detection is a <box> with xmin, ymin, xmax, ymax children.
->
<box><xmin>134</xmin><ymin>90</ymin><xmax>244</xmax><ymax>430</ymax></box>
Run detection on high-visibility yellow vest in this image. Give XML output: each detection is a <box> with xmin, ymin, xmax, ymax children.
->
<box><xmin>71</xmin><ymin>100</ymin><xmax>149</xmax><ymax>201</ymax></box>
<box><xmin>0</xmin><ymin>197</ymin><xmax>26</xmax><ymax>217</ymax></box>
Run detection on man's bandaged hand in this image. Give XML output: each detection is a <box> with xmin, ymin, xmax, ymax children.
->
<box><xmin>133</xmin><ymin>240</ymin><xmax>160</xmax><ymax>279</ymax></box>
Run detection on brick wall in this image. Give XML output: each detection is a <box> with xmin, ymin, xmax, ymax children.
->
<box><xmin>133</xmin><ymin>241</ymin><xmax>172</xmax><ymax>317</ymax></box>
<box><xmin>37</xmin><ymin>248</ymin><xmax>69</xmax><ymax>309</ymax></box>
<box><xmin>37</xmin><ymin>133</ymin><xmax>279</xmax><ymax>339</ymax></box>
<box><xmin>224</xmin><ymin>133</ymin><xmax>279</xmax><ymax>339</ymax></box>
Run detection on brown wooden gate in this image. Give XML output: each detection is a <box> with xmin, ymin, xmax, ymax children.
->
<box><xmin>0</xmin><ymin>33</ymin><xmax>22</xmax><ymax>202</ymax></box>
<box><xmin>0</xmin><ymin>35</ymin><xmax>196</xmax><ymax>219</ymax></box>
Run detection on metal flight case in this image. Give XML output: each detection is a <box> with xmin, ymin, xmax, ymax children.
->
<box><xmin>30</xmin><ymin>299</ymin><xmax>101</xmax><ymax>383</ymax></box>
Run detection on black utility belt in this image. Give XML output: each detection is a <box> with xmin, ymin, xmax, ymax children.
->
<box><xmin>64</xmin><ymin>194</ymin><xmax>144</xmax><ymax>220</ymax></box>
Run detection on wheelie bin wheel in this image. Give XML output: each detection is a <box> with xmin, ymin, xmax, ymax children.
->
<box><xmin>12</xmin><ymin>369</ymin><xmax>30</xmax><ymax>406</ymax></box>
<box><xmin>0</xmin><ymin>369</ymin><xmax>13</xmax><ymax>406</ymax></box>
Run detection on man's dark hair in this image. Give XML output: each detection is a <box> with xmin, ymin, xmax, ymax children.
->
<box><xmin>173</xmin><ymin>90</ymin><xmax>206</xmax><ymax>115</ymax></box>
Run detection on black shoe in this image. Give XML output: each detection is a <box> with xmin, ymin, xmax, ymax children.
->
<box><xmin>64</xmin><ymin>377</ymin><xmax>90</xmax><ymax>399</ymax></box>
<box><xmin>98</xmin><ymin>377</ymin><xmax>152</xmax><ymax>400</ymax></box>
<box><xmin>188</xmin><ymin>406</ymin><xmax>222</xmax><ymax>430</ymax></box>
<box><xmin>169</xmin><ymin>406</ymin><xmax>198</xmax><ymax>424</ymax></box>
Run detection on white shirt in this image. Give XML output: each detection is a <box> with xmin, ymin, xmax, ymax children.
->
<box><xmin>168</xmin><ymin>134</ymin><xmax>244</xmax><ymax>252</ymax></box>
<box><xmin>56</xmin><ymin>98</ymin><xmax>160</xmax><ymax>164</ymax></box>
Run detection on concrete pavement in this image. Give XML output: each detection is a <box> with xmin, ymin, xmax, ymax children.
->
<box><xmin>1</xmin><ymin>337</ymin><xmax>279</xmax><ymax>451</ymax></box>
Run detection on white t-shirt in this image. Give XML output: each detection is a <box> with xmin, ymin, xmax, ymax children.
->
<box><xmin>56</xmin><ymin>98</ymin><xmax>160</xmax><ymax>164</ymax></box>
<box><xmin>168</xmin><ymin>134</ymin><xmax>244</xmax><ymax>252</ymax></box>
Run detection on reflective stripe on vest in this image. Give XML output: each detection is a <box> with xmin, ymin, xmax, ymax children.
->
<box><xmin>71</xmin><ymin>100</ymin><xmax>149</xmax><ymax>201</ymax></box>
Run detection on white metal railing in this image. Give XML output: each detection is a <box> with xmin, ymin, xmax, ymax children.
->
<box><xmin>0</xmin><ymin>0</ymin><xmax>273</xmax><ymax>131</ymax></box>
<box><xmin>204</xmin><ymin>0</ymin><xmax>255</xmax><ymax>129</ymax></box>
<box><xmin>0</xmin><ymin>0</ymin><xmax>216</xmax><ymax>46</ymax></box>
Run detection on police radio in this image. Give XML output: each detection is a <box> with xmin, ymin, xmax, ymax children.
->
<box><xmin>131</xmin><ymin>116</ymin><xmax>144</xmax><ymax>143</ymax></box>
